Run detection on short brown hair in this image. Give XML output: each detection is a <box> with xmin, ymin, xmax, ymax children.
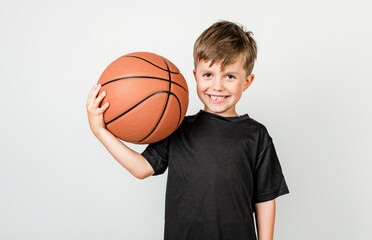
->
<box><xmin>193</xmin><ymin>20</ymin><xmax>258</xmax><ymax>76</ymax></box>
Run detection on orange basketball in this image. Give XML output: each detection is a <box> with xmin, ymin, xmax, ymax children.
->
<box><xmin>97</xmin><ymin>52</ymin><xmax>189</xmax><ymax>144</ymax></box>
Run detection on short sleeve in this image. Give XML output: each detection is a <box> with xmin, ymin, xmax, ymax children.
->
<box><xmin>253</xmin><ymin>137</ymin><xmax>289</xmax><ymax>203</ymax></box>
<box><xmin>140</xmin><ymin>136</ymin><xmax>169</xmax><ymax>176</ymax></box>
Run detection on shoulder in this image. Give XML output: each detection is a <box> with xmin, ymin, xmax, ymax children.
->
<box><xmin>180</xmin><ymin>111</ymin><xmax>199</xmax><ymax>126</ymax></box>
<box><xmin>240</xmin><ymin>115</ymin><xmax>271</xmax><ymax>135</ymax></box>
<box><xmin>243</xmin><ymin>116</ymin><xmax>274</xmax><ymax>149</ymax></box>
<box><xmin>245</xmin><ymin>116</ymin><xmax>266</xmax><ymax>130</ymax></box>
<box><xmin>175</xmin><ymin>112</ymin><xmax>197</xmax><ymax>132</ymax></box>
<box><xmin>167</xmin><ymin>112</ymin><xmax>196</xmax><ymax>137</ymax></box>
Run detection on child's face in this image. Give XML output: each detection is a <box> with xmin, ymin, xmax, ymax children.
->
<box><xmin>193</xmin><ymin>55</ymin><xmax>254</xmax><ymax>117</ymax></box>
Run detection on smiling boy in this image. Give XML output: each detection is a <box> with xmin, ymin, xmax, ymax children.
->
<box><xmin>87</xmin><ymin>20</ymin><xmax>289</xmax><ymax>240</ymax></box>
<box><xmin>194</xmin><ymin>54</ymin><xmax>253</xmax><ymax>117</ymax></box>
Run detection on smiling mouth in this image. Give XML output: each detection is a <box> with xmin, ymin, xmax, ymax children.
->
<box><xmin>208</xmin><ymin>94</ymin><xmax>229</xmax><ymax>98</ymax></box>
<box><xmin>207</xmin><ymin>94</ymin><xmax>229</xmax><ymax>103</ymax></box>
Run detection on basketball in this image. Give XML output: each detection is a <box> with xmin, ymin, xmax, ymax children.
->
<box><xmin>96</xmin><ymin>52</ymin><xmax>189</xmax><ymax>144</ymax></box>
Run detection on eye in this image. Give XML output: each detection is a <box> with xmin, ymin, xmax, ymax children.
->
<box><xmin>226</xmin><ymin>74</ymin><xmax>236</xmax><ymax>80</ymax></box>
<box><xmin>203</xmin><ymin>73</ymin><xmax>212</xmax><ymax>78</ymax></box>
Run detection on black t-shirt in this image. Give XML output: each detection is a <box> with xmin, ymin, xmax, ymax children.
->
<box><xmin>141</xmin><ymin>109</ymin><xmax>289</xmax><ymax>240</ymax></box>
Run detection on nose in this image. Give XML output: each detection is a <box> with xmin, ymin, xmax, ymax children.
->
<box><xmin>212</xmin><ymin>78</ymin><xmax>224</xmax><ymax>91</ymax></box>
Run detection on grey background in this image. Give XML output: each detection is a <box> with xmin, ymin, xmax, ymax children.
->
<box><xmin>1</xmin><ymin>0</ymin><xmax>371</xmax><ymax>239</ymax></box>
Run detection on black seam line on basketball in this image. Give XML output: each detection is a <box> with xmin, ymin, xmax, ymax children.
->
<box><xmin>163</xmin><ymin>57</ymin><xmax>181</xmax><ymax>127</ymax></box>
<box><xmin>162</xmin><ymin>57</ymin><xmax>182</xmax><ymax>128</ymax></box>
<box><xmin>132</xmin><ymin>92</ymin><xmax>182</xmax><ymax>144</ymax></box>
<box><xmin>137</xmin><ymin>58</ymin><xmax>173</xmax><ymax>143</ymax></box>
<box><xmin>105</xmin><ymin>90</ymin><xmax>175</xmax><ymax>126</ymax></box>
<box><xmin>101</xmin><ymin>76</ymin><xmax>187</xmax><ymax>93</ymax></box>
<box><xmin>123</xmin><ymin>55</ymin><xmax>180</xmax><ymax>74</ymax></box>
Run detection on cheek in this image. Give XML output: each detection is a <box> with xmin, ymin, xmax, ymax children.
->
<box><xmin>196</xmin><ymin>81</ymin><xmax>209</xmax><ymax>93</ymax></box>
<box><xmin>230</xmin><ymin>84</ymin><xmax>243</xmax><ymax>96</ymax></box>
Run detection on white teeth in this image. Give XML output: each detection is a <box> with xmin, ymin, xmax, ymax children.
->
<box><xmin>210</xmin><ymin>95</ymin><xmax>226</xmax><ymax>100</ymax></box>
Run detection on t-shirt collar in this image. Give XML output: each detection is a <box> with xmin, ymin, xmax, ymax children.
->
<box><xmin>197</xmin><ymin>109</ymin><xmax>249</xmax><ymax>121</ymax></box>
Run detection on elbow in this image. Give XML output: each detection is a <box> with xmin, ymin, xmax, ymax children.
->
<box><xmin>134</xmin><ymin>172</ymin><xmax>146</xmax><ymax>180</ymax></box>
<box><xmin>136</xmin><ymin>174</ymin><xmax>146</xmax><ymax>180</ymax></box>
<box><xmin>134</xmin><ymin>170</ymin><xmax>152</xmax><ymax>180</ymax></box>
<box><xmin>133</xmin><ymin>160</ymin><xmax>155</xmax><ymax>180</ymax></box>
<box><xmin>137</xmin><ymin>163</ymin><xmax>156</xmax><ymax>179</ymax></box>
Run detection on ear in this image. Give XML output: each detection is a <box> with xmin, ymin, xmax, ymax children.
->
<box><xmin>243</xmin><ymin>74</ymin><xmax>255</xmax><ymax>91</ymax></box>
<box><xmin>193</xmin><ymin>69</ymin><xmax>197</xmax><ymax>82</ymax></box>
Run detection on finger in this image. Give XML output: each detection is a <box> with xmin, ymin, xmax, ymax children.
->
<box><xmin>99</xmin><ymin>102</ymin><xmax>110</xmax><ymax>113</ymax></box>
<box><xmin>87</xmin><ymin>83</ymin><xmax>97</xmax><ymax>100</ymax></box>
<box><xmin>93</xmin><ymin>90</ymin><xmax>106</xmax><ymax>109</ymax></box>
<box><xmin>88</xmin><ymin>84</ymin><xmax>101</xmax><ymax>108</ymax></box>
<box><xmin>87</xmin><ymin>83</ymin><xmax>98</xmax><ymax>106</ymax></box>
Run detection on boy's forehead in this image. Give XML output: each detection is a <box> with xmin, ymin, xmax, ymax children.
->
<box><xmin>197</xmin><ymin>56</ymin><xmax>245</xmax><ymax>72</ymax></box>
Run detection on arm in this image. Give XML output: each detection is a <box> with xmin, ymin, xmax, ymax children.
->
<box><xmin>255</xmin><ymin>199</ymin><xmax>276</xmax><ymax>240</ymax></box>
<box><xmin>86</xmin><ymin>84</ymin><xmax>154</xmax><ymax>179</ymax></box>
<box><xmin>94</xmin><ymin>128</ymin><xmax>155</xmax><ymax>179</ymax></box>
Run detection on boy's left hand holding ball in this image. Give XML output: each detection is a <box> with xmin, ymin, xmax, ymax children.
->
<box><xmin>86</xmin><ymin>84</ymin><xmax>110</xmax><ymax>137</ymax></box>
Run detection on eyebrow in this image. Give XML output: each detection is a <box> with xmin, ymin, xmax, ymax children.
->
<box><xmin>198</xmin><ymin>69</ymin><xmax>240</xmax><ymax>75</ymax></box>
<box><xmin>225</xmin><ymin>72</ymin><xmax>240</xmax><ymax>75</ymax></box>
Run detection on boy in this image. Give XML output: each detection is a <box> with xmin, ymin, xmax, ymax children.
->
<box><xmin>86</xmin><ymin>20</ymin><xmax>289</xmax><ymax>240</ymax></box>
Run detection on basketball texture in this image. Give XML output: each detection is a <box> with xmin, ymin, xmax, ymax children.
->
<box><xmin>97</xmin><ymin>52</ymin><xmax>189</xmax><ymax>144</ymax></box>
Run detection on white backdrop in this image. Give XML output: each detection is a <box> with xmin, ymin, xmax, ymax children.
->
<box><xmin>1</xmin><ymin>0</ymin><xmax>371</xmax><ymax>239</ymax></box>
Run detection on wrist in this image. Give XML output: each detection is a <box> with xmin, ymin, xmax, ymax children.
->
<box><xmin>93</xmin><ymin>127</ymin><xmax>109</xmax><ymax>139</ymax></box>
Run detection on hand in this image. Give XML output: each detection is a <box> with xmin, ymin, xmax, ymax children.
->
<box><xmin>86</xmin><ymin>84</ymin><xmax>110</xmax><ymax>136</ymax></box>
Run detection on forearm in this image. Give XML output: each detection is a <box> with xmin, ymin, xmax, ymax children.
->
<box><xmin>255</xmin><ymin>199</ymin><xmax>276</xmax><ymax>240</ymax></box>
<box><xmin>94</xmin><ymin>128</ymin><xmax>154</xmax><ymax>179</ymax></box>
